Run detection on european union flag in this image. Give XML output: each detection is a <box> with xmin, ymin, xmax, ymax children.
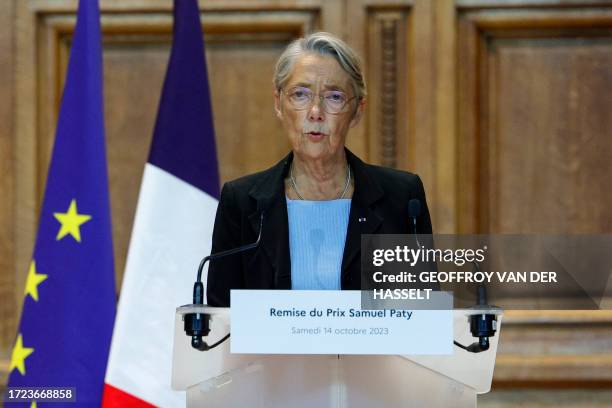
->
<box><xmin>6</xmin><ymin>0</ymin><xmax>115</xmax><ymax>406</ymax></box>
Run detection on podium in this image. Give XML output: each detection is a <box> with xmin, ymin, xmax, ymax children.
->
<box><xmin>172</xmin><ymin>305</ymin><xmax>502</xmax><ymax>408</ymax></box>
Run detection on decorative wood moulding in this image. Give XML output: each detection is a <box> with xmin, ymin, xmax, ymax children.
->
<box><xmin>456</xmin><ymin>0</ymin><xmax>612</xmax><ymax>10</ymax></box>
<box><xmin>31</xmin><ymin>4</ymin><xmax>323</xmax><ymax>46</ymax></box>
<box><xmin>457</xmin><ymin>1</ymin><xmax>612</xmax><ymax>30</ymax></box>
<box><xmin>30</xmin><ymin>0</ymin><xmax>325</xmax><ymax>45</ymax></box>
<box><xmin>504</xmin><ymin>310</ymin><xmax>612</xmax><ymax>324</ymax></box>
<box><xmin>495</xmin><ymin>318</ymin><xmax>612</xmax><ymax>382</ymax></box>
<box><xmin>29</xmin><ymin>0</ymin><xmax>329</xmax><ymax>13</ymax></box>
<box><xmin>380</xmin><ymin>17</ymin><xmax>398</xmax><ymax>168</ymax></box>
<box><xmin>39</xmin><ymin>12</ymin><xmax>318</xmax><ymax>37</ymax></box>
<box><xmin>494</xmin><ymin>310</ymin><xmax>612</xmax><ymax>383</ymax></box>
<box><xmin>364</xmin><ymin>5</ymin><xmax>412</xmax><ymax>169</ymax></box>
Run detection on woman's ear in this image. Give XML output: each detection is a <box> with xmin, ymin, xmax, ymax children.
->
<box><xmin>274</xmin><ymin>89</ymin><xmax>282</xmax><ymax>118</ymax></box>
<box><xmin>350</xmin><ymin>98</ymin><xmax>366</xmax><ymax>128</ymax></box>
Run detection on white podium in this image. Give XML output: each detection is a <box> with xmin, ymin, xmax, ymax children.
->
<box><xmin>172</xmin><ymin>306</ymin><xmax>502</xmax><ymax>408</ymax></box>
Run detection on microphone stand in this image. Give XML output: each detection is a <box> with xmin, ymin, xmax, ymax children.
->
<box><xmin>454</xmin><ymin>260</ymin><xmax>499</xmax><ymax>353</ymax></box>
<box><xmin>409</xmin><ymin>198</ymin><xmax>498</xmax><ymax>353</ymax></box>
<box><xmin>184</xmin><ymin>213</ymin><xmax>264</xmax><ymax>351</ymax></box>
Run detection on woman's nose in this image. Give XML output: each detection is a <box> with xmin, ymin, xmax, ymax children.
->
<box><xmin>308</xmin><ymin>97</ymin><xmax>325</xmax><ymax>122</ymax></box>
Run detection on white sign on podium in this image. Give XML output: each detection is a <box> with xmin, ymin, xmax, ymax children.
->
<box><xmin>231</xmin><ymin>290</ymin><xmax>453</xmax><ymax>355</ymax></box>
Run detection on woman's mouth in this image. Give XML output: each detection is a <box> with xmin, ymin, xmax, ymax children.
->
<box><xmin>306</xmin><ymin>131</ymin><xmax>325</xmax><ymax>141</ymax></box>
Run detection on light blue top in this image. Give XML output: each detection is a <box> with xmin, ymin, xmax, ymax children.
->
<box><xmin>286</xmin><ymin>198</ymin><xmax>351</xmax><ymax>290</ymax></box>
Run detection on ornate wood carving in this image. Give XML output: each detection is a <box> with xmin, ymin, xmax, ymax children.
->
<box><xmin>354</xmin><ymin>5</ymin><xmax>413</xmax><ymax>170</ymax></box>
<box><xmin>380</xmin><ymin>17</ymin><xmax>399</xmax><ymax>168</ymax></box>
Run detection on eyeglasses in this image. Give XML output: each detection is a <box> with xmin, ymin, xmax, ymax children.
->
<box><xmin>282</xmin><ymin>86</ymin><xmax>358</xmax><ymax>114</ymax></box>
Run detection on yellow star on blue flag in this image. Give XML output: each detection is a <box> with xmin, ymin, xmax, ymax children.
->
<box><xmin>53</xmin><ymin>199</ymin><xmax>92</xmax><ymax>242</ymax></box>
<box><xmin>24</xmin><ymin>261</ymin><xmax>48</xmax><ymax>302</ymax></box>
<box><xmin>9</xmin><ymin>334</ymin><xmax>34</xmax><ymax>376</ymax></box>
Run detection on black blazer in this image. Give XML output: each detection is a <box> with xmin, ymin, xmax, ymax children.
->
<box><xmin>206</xmin><ymin>149</ymin><xmax>433</xmax><ymax>306</ymax></box>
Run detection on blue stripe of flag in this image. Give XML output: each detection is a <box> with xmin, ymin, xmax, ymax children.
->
<box><xmin>148</xmin><ymin>0</ymin><xmax>220</xmax><ymax>199</ymax></box>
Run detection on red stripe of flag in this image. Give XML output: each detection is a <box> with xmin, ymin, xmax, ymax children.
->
<box><xmin>102</xmin><ymin>383</ymin><xmax>157</xmax><ymax>408</ymax></box>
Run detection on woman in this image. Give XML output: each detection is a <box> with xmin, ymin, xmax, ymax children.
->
<box><xmin>206</xmin><ymin>32</ymin><xmax>432</xmax><ymax>307</ymax></box>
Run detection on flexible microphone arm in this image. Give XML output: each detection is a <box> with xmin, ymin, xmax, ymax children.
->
<box><xmin>185</xmin><ymin>213</ymin><xmax>264</xmax><ymax>351</ymax></box>
<box><xmin>196</xmin><ymin>214</ymin><xmax>264</xmax><ymax>284</ymax></box>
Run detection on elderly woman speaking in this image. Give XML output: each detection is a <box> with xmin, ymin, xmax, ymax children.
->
<box><xmin>206</xmin><ymin>32</ymin><xmax>432</xmax><ymax>307</ymax></box>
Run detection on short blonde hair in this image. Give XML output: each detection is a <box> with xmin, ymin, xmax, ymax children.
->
<box><xmin>273</xmin><ymin>32</ymin><xmax>367</xmax><ymax>100</ymax></box>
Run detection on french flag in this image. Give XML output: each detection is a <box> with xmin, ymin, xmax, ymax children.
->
<box><xmin>103</xmin><ymin>0</ymin><xmax>219</xmax><ymax>406</ymax></box>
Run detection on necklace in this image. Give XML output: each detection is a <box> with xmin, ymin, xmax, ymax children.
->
<box><xmin>290</xmin><ymin>162</ymin><xmax>351</xmax><ymax>200</ymax></box>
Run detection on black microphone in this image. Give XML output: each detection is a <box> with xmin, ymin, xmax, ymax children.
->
<box><xmin>454</xmin><ymin>260</ymin><xmax>498</xmax><ymax>353</ymax></box>
<box><xmin>184</xmin><ymin>212</ymin><xmax>264</xmax><ymax>351</ymax></box>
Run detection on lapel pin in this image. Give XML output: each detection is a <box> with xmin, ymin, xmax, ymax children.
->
<box><xmin>358</xmin><ymin>217</ymin><xmax>367</xmax><ymax>223</ymax></box>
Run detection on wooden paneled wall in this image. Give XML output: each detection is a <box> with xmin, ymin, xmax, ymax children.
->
<box><xmin>1</xmin><ymin>0</ymin><xmax>611</xmax><ymax>396</ymax></box>
<box><xmin>456</xmin><ymin>2</ymin><xmax>612</xmax><ymax>235</ymax></box>
<box><xmin>453</xmin><ymin>0</ymin><xmax>612</xmax><ymax>386</ymax></box>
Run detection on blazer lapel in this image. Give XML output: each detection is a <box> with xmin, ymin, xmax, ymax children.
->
<box><xmin>341</xmin><ymin>150</ymin><xmax>384</xmax><ymax>280</ymax></box>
